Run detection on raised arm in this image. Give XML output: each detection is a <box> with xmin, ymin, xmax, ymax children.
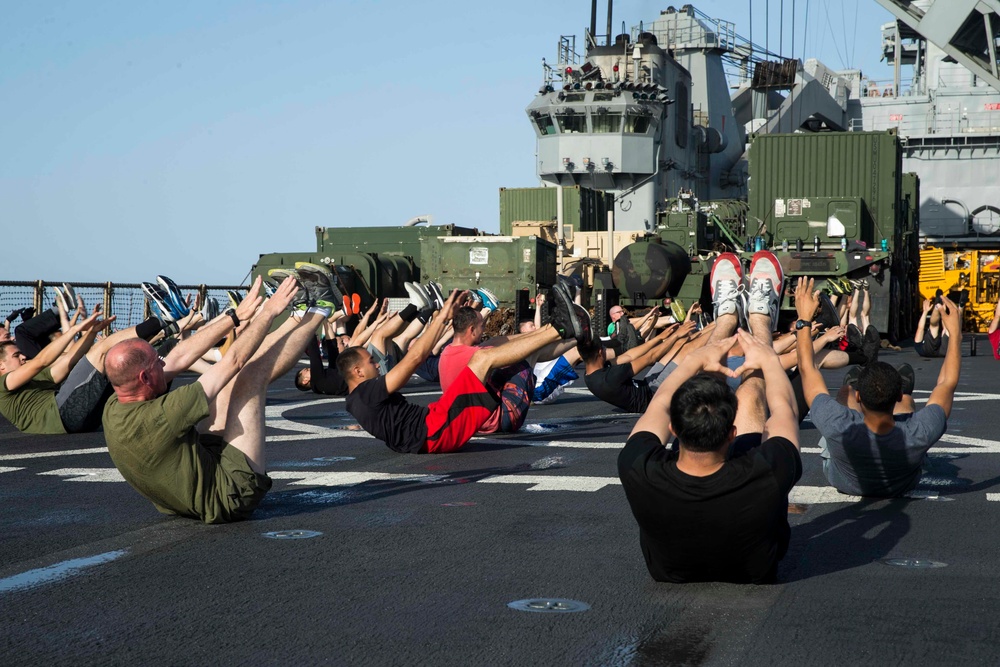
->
<box><xmin>194</xmin><ymin>276</ymin><xmax>297</xmax><ymax>400</ymax></box>
<box><xmin>384</xmin><ymin>290</ymin><xmax>464</xmax><ymax>394</ymax></box>
<box><xmin>630</xmin><ymin>335</ymin><xmax>738</xmax><ymax>444</ymax></box>
<box><xmin>163</xmin><ymin>276</ymin><xmax>264</xmax><ymax>381</ymax></box>
<box><xmin>534</xmin><ymin>293</ymin><xmax>545</xmax><ymax>330</ymax></box>
<box><xmin>735</xmin><ymin>330</ymin><xmax>799</xmax><ymax>448</ymax></box>
<box><xmin>49</xmin><ymin>309</ymin><xmax>116</xmax><ymax>383</ymax></box>
<box><xmin>926</xmin><ymin>295</ymin><xmax>963</xmax><ymax>417</ymax></box>
<box><xmin>3</xmin><ymin>311</ymin><xmax>100</xmax><ymax>391</ymax></box>
<box><xmin>793</xmin><ymin>277</ymin><xmax>829</xmax><ymax>409</ymax></box>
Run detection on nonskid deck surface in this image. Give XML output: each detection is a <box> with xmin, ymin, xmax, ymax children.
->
<box><xmin>2</xmin><ymin>343</ymin><xmax>999</xmax><ymax>666</ymax></box>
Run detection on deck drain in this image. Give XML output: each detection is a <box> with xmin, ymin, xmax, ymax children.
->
<box><xmin>262</xmin><ymin>530</ymin><xmax>323</xmax><ymax>540</ymax></box>
<box><xmin>508</xmin><ymin>598</ymin><xmax>590</xmax><ymax>613</ymax></box>
<box><xmin>881</xmin><ymin>558</ymin><xmax>947</xmax><ymax>569</ymax></box>
<box><xmin>313</xmin><ymin>456</ymin><xmax>355</xmax><ymax>463</ymax></box>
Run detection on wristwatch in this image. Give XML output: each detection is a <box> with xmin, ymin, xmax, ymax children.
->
<box><xmin>224</xmin><ymin>307</ymin><xmax>241</xmax><ymax>326</ymax></box>
<box><xmin>794</xmin><ymin>319</ymin><xmax>812</xmax><ymax>330</ymax></box>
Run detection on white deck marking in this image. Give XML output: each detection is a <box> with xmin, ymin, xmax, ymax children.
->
<box><xmin>0</xmin><ymin>467</ymin><xmax>25</xmax><ymax>474</ymax></box>
<box><xmin>39</xmin><ymin>468</ymin><xmax>126</xmax><ymax>482</ymax></box>
<box><xmin>0</xmin><ymin>447</ymin><xmax>108</xmax><ymax>461</ymax></box>
<box><xmin>790</xmin><ymin>486</ymin><xmax>940</xmax><ymax>504</ymax></box>
<box><xmin>478</xmin><ymin>475</ymin><xmax>620</xmax><ymax>492</ymax></box>
<box><xmin>269</xmin><ymin>471</ymin><xmax>437</xmax><ymax>486</ymax></box>
<box><xmin>0</xmin><ymin>550</ymin><xmax>128</xmax><ymax>594</ymax></box>
<box><xmin>986</xmin><ymin>494</ymin><xmax>1000</xmax><ymax>502</ymax></box>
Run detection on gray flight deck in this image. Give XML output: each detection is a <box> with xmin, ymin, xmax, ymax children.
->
<box><xmin>2</xmin><ymin>341</ymin><xmax>999</xmax><ymax>666</ymax></box>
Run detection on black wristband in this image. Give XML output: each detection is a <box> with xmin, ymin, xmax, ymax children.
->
<box><xmin>225</xmin><ymin>308</ymin><xmax>241</xmax><ymax>327</ymax></box>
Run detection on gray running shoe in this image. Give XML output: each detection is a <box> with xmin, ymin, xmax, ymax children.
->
<box><xmin>404</xmin><ymin>282</ymin><xmax>432</xmax><ymax>310</ymax></box>
<box><xmin>61</xmin><ymin>283</ymin><xmax>78</xmax><ymax>312</ymax></box>
<box><xmin>294</xmin><ymin>263</ymin><xmax>337</xmax><ymax>309</ymax></box>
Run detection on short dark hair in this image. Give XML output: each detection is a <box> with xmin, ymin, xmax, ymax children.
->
<box><xmin>0</xmin><ymin>341</ymin><xmax>18</xmax><ymax>361</ymax></box>
<box><xmin>452</xmin><ymin>306</ymin><xmax>480</xmax><ymax>335</ymax></box>
<box><xmin>294</xmin><ymin>368</ymin><xmax>311</xmax><ymax>391</ymax></box>
<box><xmin>579</xmin><ymin>340</ymin><xmax>605</xmax><ymax>363</ymax></box>
<box><xmin>669</xmin><ymin>374</ymin><xmax>738</xmax><ymax>452</ymax></box>
<box><xmin>856</xmin><ymin>361</ymin><xmax>901</xmax><ymax>413</ymax></box>
<box><xmin>335</xmin><ymin>346</ymin><xmax>368</xmax><ymax>379</ymax></box>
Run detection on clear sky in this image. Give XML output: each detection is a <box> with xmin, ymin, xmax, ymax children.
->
<box><xmin>1</xmin><ymin>0</ymin><xmax>893</xmax><ymax>285</ymax></box>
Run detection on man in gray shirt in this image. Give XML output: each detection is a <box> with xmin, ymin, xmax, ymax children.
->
<box><xmin>793</xmin><ymin>277</ymin><xmax>961</xmax><ymax>497</ymax></box>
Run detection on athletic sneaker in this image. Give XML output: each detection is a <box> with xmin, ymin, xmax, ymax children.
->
<box><xmin>342</xmin><ymin>295</ymin><xmax>353</xmax><ymax>316</ymax></box>
<box><xmin>294</xmin><ymin>263</ymin><xmax>338</xmax><ymax>309</ymax></box>
<box><xmin>467</xmin><ymin>291</ymin><xmax>483</xmax><ymax>307</ymax></box>
<box><xmin>710</xmin><ymin>253</ymin><xmax>743</xmax><ymax>320</ymax></box>
<box><xmin>295</xmin><ymin>262</ymin><xmax>345</xmax><ymax>306</ymax></box>
<box><xmin>844</xmin><ymin>365</ymin><xmax>861</xmax><ymax>388</ymax></box>
<box><xmin>262</xmin><ymin>279</ymin><xmax>278</xmax><ymax>298</ymax></box>
<box><xmin>227</xmin><ymin>290</ymin><xmax>243</xmax><ymax>309</ymax></box>
<box><xmin>201</xmin><ymin>296</ymin><xmax>220</xmax><ymax>321</ymax></box>
<box><xmin>669</xmin><ymin>300</ymin><xmax>686</xmax><ymax>323</ymax></box>
<box><xmin>426</xmin><ymin>282</ymin><xmax>446</xmax><ymax>310</ymax></box>
<box><xmin>746</xmin><ymin>250</ymin><xmax>784</xmax><ymax>333</ymax></box>
<box><xmin>142</xmin><ymin>282</ymin><xmax>182</xmax><ymax>322</ymax></box>
<box><xmin>816</xmin><ymin>292</ymin><xmax>841</xmax><ymax>330</ymax></box>
<box><xmin>896</xmin><ymin>362</ymin><xmax>915</xmax><ymax>395</ymax></box>
<box><xmin>51</xmin><ymin>286</ymin><xmax>70</xmax><ymax>313</ymax></box>
<box><xmin>845</xmin><ymin>323</ymin><xmax>863</xmax><ymax>353</ymax></box>
<box><xmin>156</xmin><ymin>275</ymin><xmax>191</xmax><ymax>319</ymax></box>
<box><xmin>476</xmin><ymin>288</ymin><xmax>499</xmax><ymax>311</ymax></box>
<box><xmin>862</xmin><ymin>325</ymin><xmax>881</xmax><ymax>366</ymax></box>
<box><xmin>351</xmin><ymin>293</ymin><xmax>361</xmax><ymax>315</ymax></box>
<box><xmin>549</xmin><ymin>283</ymin><xmax>589</xmax><ymax>344</ymax></box>
<box><xmin>61</xmin><ymin>283</ymin><xmax>78</xmax><ymax>312</ymax></box>
<box><xmin>404</xmin><ymin>282</ymin><xmax>431</xmax><ymax>310</ymax></box>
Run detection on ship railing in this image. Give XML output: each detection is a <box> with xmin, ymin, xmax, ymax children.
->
<box><xmin>0</xmin><ymin>280</ymin><xmax>249</xmax><ymax>332</ymax></box>
<box><xmin>855</xmin><ymin>108</ymin><xmax>1000</xmax><ymax>137</ymax></box>
<box><xmin>860</xmin><ymin>77</ymin><xmax>915</xmax><ymax>98</ymax></box>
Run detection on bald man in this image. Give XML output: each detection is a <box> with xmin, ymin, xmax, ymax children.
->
<box><xmin>103</xmin><ymin>275</ymin><xmax>327</xmax><ymax>524</ymax></box>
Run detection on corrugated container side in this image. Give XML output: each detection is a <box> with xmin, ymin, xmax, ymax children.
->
<box><xmin>748</xmin><ymin>131</ymin><xmax>901</xmax><ymax>247</ymax></box>
<box><xmin>499</xmin><ymin>186</ymin><xmax>610</xmax><ymax>236</ymax></box>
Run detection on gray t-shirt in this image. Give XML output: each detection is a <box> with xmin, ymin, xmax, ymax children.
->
<box><xmin>810</xmin><ymin>393</ymin><xmax>947</xmax><ymax>497</ymax></box>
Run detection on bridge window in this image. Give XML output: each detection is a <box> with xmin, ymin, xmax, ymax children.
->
<box><xmin>556</xmin><ymin>111</ymin><xmax>586</xmax><ymax>133</ymax></box>
<box><xmin>592</xmin><ymin>111</ymin><xmax>622</xmax><ymax>133</ymax></box>
<box><xmin>533</xmin><ymin>114</ymin><xmax>556</xmax><ymax>136</ymax></box>
<box><xmin>625</xmin><ymin>113</ymin><xmax>651</xmax><ymax>134</ymax></box>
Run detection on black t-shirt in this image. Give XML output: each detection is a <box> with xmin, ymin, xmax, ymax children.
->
<box><xmin>617</xmin><ymin>431</ymin><xmax>802</xmax><ymax>584</ymax></box>
<box><xmin>307</xmin><ymin>339</ymin><xmax>348</xmax><ymax>396</ymax></box>
<box><xmin>345</xmin><ymin>376</ymin><xmax>429</xmax><ymax>453</ymax></box>
<box><xmin>585</xmin><ymin>363</ymin><xmax>652</xmax><ymax>413</ymax></box>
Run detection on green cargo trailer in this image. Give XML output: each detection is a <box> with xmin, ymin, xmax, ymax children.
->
<box><xmin>499</xmin><ymin>186</ymin><xmax>612</xmax><ymax>236</ymax></box>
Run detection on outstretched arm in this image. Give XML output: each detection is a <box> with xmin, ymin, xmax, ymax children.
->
<box><xmin>927</xmin><ymin>295</ymin><xmax>963</xmax><ymax>417</ymax></box>
<box><xmin>3</xmin><ymin>312</ymin><xmax>100</xmax><ymax>391</ymax></box>
<box><xmin>384</xmin><ymin>290</ymin><xmax>465</xmax><ymax>394</ymax></box>
<box><xmin>163</xmin><ymin>276</ymin><xmax>264</xmax><ymax>381</ymax></box>
<box><xmin>735</xmin><ymin>330</ymin><xmax>799</xmax><ymax>448</ymax></box>
<box><xmin>630</xmin><ymin>335</ymin><xmax>739</xmax><ymax>444</ymax></box>
<box><xmin>793</xmin><ymin>277</ymin><xmax>829</xmax><ymax>409</ymax></box>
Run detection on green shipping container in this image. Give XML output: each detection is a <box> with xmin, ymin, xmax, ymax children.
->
<box><xmin>747</xmin><ymin>130</ymin><xmax>902</xmax><ymax>250</ymax></box>
<box><xmin>419</xmin><ymin>236</ymin><xmax>557</xmax><ymax>303</ymax></box>
<box><xmin>499</xmin><ymin>186</ymin><xmax>612</xmax><ymax>236</ymax></box>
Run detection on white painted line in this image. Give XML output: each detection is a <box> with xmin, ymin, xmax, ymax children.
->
<box><xmin>471</xmin><ymin>438</ymin><xmax>622</xmax><ymax>449</ymax></box>
<box><xmin>987</xmin><ymin>494</ymin><xmax>1000</xmax><ymax>502</ymax></box>
<box><xmin>478</xmin><ymin>475</ymin><xmax>621</xmax><ymax>492</ymax></box>
<box><xmin>0</xmin><ymin>550</ymin><xmax>128</xmax><ymax>594</ymax></box>
<box><xmin>789</xmin><ymin>486</ymin><xmax>862</xmax><ymax>504</ymax></box>
<box><xmin>0</xmin><ymin>447</ymin><xmax>108</xmax><ymax>461</ymax></box>
<box><xmin>0</xmin><ymin>467</ymin><xmax>25</xmax><ymax>474</ymax></box>
<box><xmin>38</xmin><ymin>468</ymin><xmax>126</xmax><ymax>483</ymax></box>
<box><xmin>269</xmin><ymin>471</ymin><xmax>435</xmax><ymax>486</ymax></box>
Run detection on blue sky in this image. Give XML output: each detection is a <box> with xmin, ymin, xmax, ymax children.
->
<box><xmin>1</xmin><ymin>0</ymin><xmax>892</xmax><ymax>285</ymax></box>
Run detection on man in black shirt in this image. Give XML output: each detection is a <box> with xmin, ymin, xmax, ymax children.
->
<box><xmin>340</xmin><ymin>284</ymin><xmax>589</xmax><ymax>454</ymax></box>
<box><xmin>583</xmin><ymin>322</ymin><xmax>692</xmax><ymax>413</ymax></box>
<box><xmin>618</xmin><ymin>250</ymin><xmax>801</xmax><ymax>583</ymax></box>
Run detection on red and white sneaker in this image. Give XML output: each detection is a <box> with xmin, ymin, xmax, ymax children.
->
<box><xmin>746</xmin><ymin>251</ymin><xmax>784</xmax><ymax>333</ymax></box>
<box><xmin>710</xmin><ymin>253</ymin><xmax>744</xmax><ymax>320</ymax></box>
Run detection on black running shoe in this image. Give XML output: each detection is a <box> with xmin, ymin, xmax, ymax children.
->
<box><xmin>846</xmin><ymin>323</ymin><xmax>863</xmax><ymax>354</ymax></box>
<box><xmin>862</xmin><ymin>325</ymin><xmax>881</xmax><ymax>366</ymax></box>
<box><xmin>816</xmin><ymin>292</ymin><xmax>840</xmax><ymax>330</ymax></box>
<box><xmin>549</xmin><ymin>283</ymin><xmax>585</xmax><ymax>343</ymax></box>
<box><xmin>844</xmin><ymin>365</ymin><xmax>861</xmax><ymax>388</ymax></box>
<box><xmin>294</xmin><ymin>263</ymin><xmax>337</xmax><ymax>309</ymax></box>
<box><xmin>896</xmin><ymin>363</ymin><xmax>915</xmax><ymax>395</ymax></box>
<box><xmin>425</xmin><ymin>281</ymin><xmax>446</xmax><ymax>310</ymax></box>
